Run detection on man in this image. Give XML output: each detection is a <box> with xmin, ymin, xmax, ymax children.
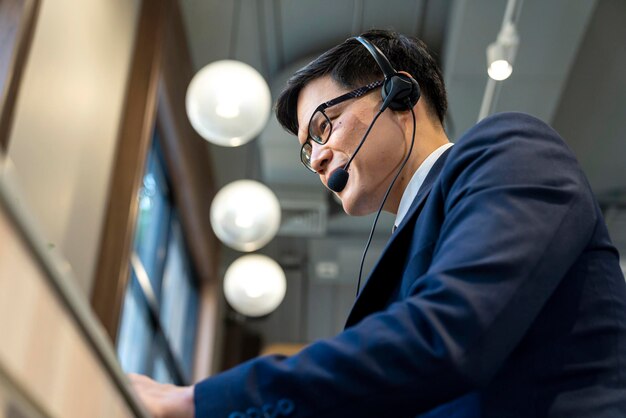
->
<box><xmin>131</xmin><ymin>29</ymin><xmax>626</xmax><ymax>417</ymax></box>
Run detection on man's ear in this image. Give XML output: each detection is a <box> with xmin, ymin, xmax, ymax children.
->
<box><xmin>394</xmin><ymin>70</ymin><xmax>420</xmax><ymax>110</ymax></box>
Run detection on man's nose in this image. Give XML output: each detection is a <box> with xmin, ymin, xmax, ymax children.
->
<box><xmin>309</xmin><ymin>143</ymin><xmax>332</xmax><ymax>173</ymax></box>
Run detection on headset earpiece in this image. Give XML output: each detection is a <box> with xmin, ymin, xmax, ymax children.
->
<box><xmin>355</xmin><ymin>36</ymin><xmax>421</xmax><ymax>112</ymax></box>
<box><xmin>381</xmin><ymin>73</ymin><xmax>420</xmax><ymax>112</ymax></box>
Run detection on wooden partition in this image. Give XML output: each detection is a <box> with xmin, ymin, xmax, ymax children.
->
<box><xmin>0</xmin><ymin>167</ymin><xmax>148</xmax><ymax>417</ymax></box>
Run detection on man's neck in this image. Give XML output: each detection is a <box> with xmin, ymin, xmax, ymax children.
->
<box><xmin>385</xmin><ymin>126</ymin><xmax>449</xmax><ymax>214</ymax></box>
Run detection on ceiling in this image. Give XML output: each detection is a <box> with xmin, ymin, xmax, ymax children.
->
<box><xmin>178</xmin><ymin>0</ymin><xmax>626</xmax><ymax>344</ymax></box>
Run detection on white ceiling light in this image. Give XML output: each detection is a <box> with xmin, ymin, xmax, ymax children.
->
<box><xmin>487</xmin><ymin>60</ymin><xmax>512</xmax><ymax>81</ymax></box>
<box><xmin>186</xmin><ymin>60</ymin><xmax>271</xmax><ymax>147</ymax></box>
<box><xmin>210</xmin><ymin>180</ymin><xmax>281</xmax><ymax>252</ymax></box>
<box><xmin>479</xmin><ymin>0</ymin><xmax>524</xmax><ymax>121</ymax></box>
<box><xmin>487</xmin><ymin>21</ymin><xmax>519</xmax><ymax>81</ymax></box>
<box><xmin>224</xmin><ymin>254</ymin><xmax>287</xmax><ymax>317</ymax></box>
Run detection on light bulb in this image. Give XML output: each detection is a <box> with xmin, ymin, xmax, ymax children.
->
<box><xmin>488</xmin><ymin>59</ymin><xmax>513</xmax><ymax>81</ymax></box>
<box><xmin>210</xmin><ymin>180</ymin><xmax>281</xmax><ymax>252</ymax></box>
<box><xmin>486</xmin><ymin>22</ymin><xmax>519</xmax><ymax>82</ymax></box>
<box><xmin>186</xmin><ymin>60</ymin><xmax>271</xmax><ymax>147</ymax></box>
<box><xmin>224</xmin><ymin>255</ymin><xmax>286</xmax><ymax>317</ymax></box>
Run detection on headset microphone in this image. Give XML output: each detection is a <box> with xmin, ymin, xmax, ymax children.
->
<box><xmin>328</xmin><ymin>167</ymin><xmax>349</xmax><ymax>192</ymax></box>
<box><xmin>326</xmin><ymin>36</ymin><xmax>420</xmax><ymax>194</ymax></box>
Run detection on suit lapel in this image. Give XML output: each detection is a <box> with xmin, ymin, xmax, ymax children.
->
<box><xmin>344</xmin><ymin>147</ymin><xmax>452</xmax><ymax>328</ymax></box>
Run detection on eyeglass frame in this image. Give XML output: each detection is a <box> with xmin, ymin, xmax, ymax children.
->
<box><xmin>300</xmin><ymin>79</ymin><xmax>385</xmax><ymax>172</ymax></box>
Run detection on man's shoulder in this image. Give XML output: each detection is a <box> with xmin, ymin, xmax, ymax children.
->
<box><xmin>437</xmin><ymin>111</ymin><xmax>581</xmax><ymax>193</ymax></box>
<box><xmin>447</xmin><ymin>112</ymin><xmax>567</xmax><ymax>164</ymax></box>
<box><xmin>455</xmin><ymin>112</ymin><xmax>556</xmax><ymax>147</ymax></box>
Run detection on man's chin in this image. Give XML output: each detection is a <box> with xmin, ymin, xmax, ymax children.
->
<box><xmin>340</xmin><ymin>199</ymin><xmax>357</xmax><ymax>216</ymax></box>
<box><xmin>341</xmin><ymin>198</ymin><xmax>375</xmax><ymax>217</ymax></box>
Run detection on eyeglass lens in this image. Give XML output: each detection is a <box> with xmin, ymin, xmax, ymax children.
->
<box><xmin>301</xmin><ymin>142</ymin><xmax>314</xmax><ymax>171</ymax></box>
<box><xmin>301</xmin><ymin>110</ymin><xmax>332</xmax><ymax>171</ymax></box>
<box><xmin>308</xmin><ymin>110</ymin><xmax>332</xmax><ymax>144</ymax></box>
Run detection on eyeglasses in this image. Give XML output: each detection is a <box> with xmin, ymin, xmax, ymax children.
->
<box><xmin>300</xmin><ymin>80</ymin><xmax>384</xmax><ymax>172</ymax></box>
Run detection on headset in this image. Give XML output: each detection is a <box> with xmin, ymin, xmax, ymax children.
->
<box><xmin>326</xmin><ymin>36</ymin><xmax>421</xmax><ymax>296</ymax></box>
<box><xmin>354</xmin><ymin>36</ymin><xmax>421</xmax><ymax>112</ymax></box>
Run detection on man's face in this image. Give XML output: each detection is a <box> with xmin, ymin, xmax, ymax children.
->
<box><xmin>296</xmin><ymin>76</ymin><xmax>409</xmax><ymax>216</ymax></box>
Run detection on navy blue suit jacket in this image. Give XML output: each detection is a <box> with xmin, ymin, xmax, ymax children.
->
<box><xmin>195</xmin><ymin>113</ymin><xmax>626</xmax><ymax>417</ymax></box>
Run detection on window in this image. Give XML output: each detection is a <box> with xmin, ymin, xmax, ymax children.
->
<box><xmin>116</xmin><ymin>133</ymin><xmax>199</xmax><ymax>385</ymax></box>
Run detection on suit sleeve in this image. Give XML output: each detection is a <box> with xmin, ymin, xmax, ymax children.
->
<box><xmin>193</xmin><ymin>113</ymin><xmax>597</xmax><ymax>418</ymax></box>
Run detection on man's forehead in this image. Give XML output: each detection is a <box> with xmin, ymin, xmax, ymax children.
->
<box><xmin>296</xmin><ymin>76</ymin><xmax>344</xmax><ymax>137</ymax></box>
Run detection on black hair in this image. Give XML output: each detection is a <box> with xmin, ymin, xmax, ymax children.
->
<box><xmin>275</xmin><ymin>29</ymin><xmax>447</xmax><ymax>136</ymax></box>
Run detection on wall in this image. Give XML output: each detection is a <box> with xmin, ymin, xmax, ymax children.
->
<box><xmin>0</xmin><ymin>204</ymin><xmax>137</xmax><ymax>418</ymax></box>
<box><xmin>0</xmin><ymin>160</ymin><xmax>150</xmax><ymax>417</ymax></box>
<box><xmin>7</xmin><ymin>0</ymin><xmax>141</xmax><ymax>295</ymax></box>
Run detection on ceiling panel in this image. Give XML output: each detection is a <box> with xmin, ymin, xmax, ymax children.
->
<box><xmin>279</xmin><ymin>0</ymin><xmax>357</xmax><ymax>67</ymax></box>
<box><xmin>180</xmin><ymin>0</ymin><xmax>233</xmax><ymax>70</ymax></box>
<box><xmin>360</xmin><ymin>0</ymin><xmax>425</xmax><ymax>36</ymax></box>
<box><xmin>552</xmin><ymin>0</ymin><xmax>626</xmax><ymax>196</ymax></box>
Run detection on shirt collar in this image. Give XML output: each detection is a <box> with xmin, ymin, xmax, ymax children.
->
<box><xmin>393</xmin><ymin>142</ymin><xmax>453</xmax><ymax>231</ymax></box>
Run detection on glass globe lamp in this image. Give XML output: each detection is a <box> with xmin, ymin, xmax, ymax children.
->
<box><xmin>186</xmin><ymin>60</ymin><xmax>271</xmax><ymax>147</ymax></box>
<box><xmin>210</xmin><ymin>180</ymin><xmax>281</xmax><ymax>252</ymax></box>
<box><xmin>224</xmin><ymin>254</ymin><xmax>286</xmax><ymax>317</ymax></box>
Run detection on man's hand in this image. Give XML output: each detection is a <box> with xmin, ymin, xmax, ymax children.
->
<box><xmin>128</xmin><ymin>373</ymin><xmax>194</xmax><ymax>418</ymax></box>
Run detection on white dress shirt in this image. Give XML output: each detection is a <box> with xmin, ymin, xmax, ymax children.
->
<box><xmin>393</xmin><ymin>142</ymin><xmax>454</xmax><ymax>232</ymax></box>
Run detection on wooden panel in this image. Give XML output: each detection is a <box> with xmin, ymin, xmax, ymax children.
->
<box><xmin>193</xmin><ymin>279</ymin><xmax>222</xmax><ymax>378</ymax></box>
<box><xmin>158</xmin><ymin>0</ymin><xmax>220</xmax><ymax>286</ymax></box>
<box><xmin>0</xmin><ymin>0</ymin><xmax>40</xmax><ymax>153</ymax></box>
<box><xmin>90</xmin><ymin>0</ymin><xmax>167</xmax><ymax>342</ymax></box>
<box><xmin>0</xmin><ymin>208</ymin><xmax>135</xmax><ymax>418</ymax></box>
<box><xmin>260</xmin><ymin>343</ymin><xmax>307</xmax><ymax>357</ymax></box>
<box><xmin>157</xmin><ymin>0</ymin><xmax>222</xmax><ymax>379</ymax></box>
<box><xmin>0</xmin><ymin>365</ymin><xmax>48</xmax><ymax>418</ymax></box>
